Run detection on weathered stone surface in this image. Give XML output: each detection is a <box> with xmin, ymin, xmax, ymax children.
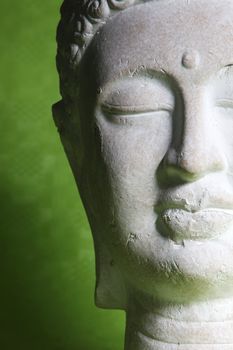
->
<box><xmin>53</xmin><ymin>1</ymin><xmax>233</xmax><ymax>348</ymax></box>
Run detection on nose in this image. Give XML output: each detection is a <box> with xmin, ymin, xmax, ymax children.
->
<box><xmin>157</xmin><ymin>90</ymin><xmax>227</xmax><ymax>186</ymax></box>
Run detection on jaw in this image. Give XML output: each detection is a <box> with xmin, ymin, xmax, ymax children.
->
<box><xmin>110</xmin><ymin>228</ymin><xmax>233</xmax><ymax>303</ymax></box>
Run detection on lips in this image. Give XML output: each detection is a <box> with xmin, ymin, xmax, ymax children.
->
<box><xmin>158</xmin><ymin>208</ymin><xmax>233</xmax><ymax>241</ymax></box>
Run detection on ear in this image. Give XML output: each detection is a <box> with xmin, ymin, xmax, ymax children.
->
<box><xmin>53</xmin><ymin>101</ymin><xmax>127</xmax><ymax>310</ymax></box>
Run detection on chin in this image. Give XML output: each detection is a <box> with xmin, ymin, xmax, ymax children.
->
<box><xmin>117</xmin><ymin>232</ymin><xmax>233</xmax><ymax>303</ymax></box>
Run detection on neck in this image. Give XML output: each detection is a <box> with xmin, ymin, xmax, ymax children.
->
<box><xmin>124</xmin><ymin>293</ymin><xmax>233</xmax><ymax>350</ymax></box>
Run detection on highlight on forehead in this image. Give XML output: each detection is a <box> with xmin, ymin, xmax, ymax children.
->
<box><xmin>56</xmin><ymin>0</ymin><xmax>233</xmax><ymax>105</ymax></box>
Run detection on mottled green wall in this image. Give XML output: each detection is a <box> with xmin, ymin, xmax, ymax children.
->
<box><xmin>0</xmin><ymin>1</ymin><xmax>125</xmax><ymax>349</ymax></box>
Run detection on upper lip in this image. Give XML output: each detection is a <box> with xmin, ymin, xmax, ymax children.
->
<box><xmin>158</xmin><ymin>208</ymin><xmax>233</xmax><ymax>241</ymax></box>
<box><xmin>154</xmin><ymin>201</ymin><xmax>231</xmax><ymax>213</ymax></box>
<box><xmin>155</xmin><ymin>186</ymin><xmax>233</xmax><ymax>214</ymax></box>
<box><xmin>154</xmin><ymin>178</ymin><xmax>233</xmax><ymax>241</ymax></box>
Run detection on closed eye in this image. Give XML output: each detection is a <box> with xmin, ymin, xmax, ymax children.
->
<box><xmin>101</xmin><ymin>102</ymin><xmax>172</xmax><ymax>115</ymax></box>
<box><xmin>98</xmin><ymin>75</ymin><xmax>175</xmax><ymax>124</ymax></box>
<box><xmin>101</xmin><ymin>103</ymin><xmax>172</xmax><ymax>125</ymax></box>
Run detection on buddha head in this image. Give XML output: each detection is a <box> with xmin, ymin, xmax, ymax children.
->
<box><xmin>53</xmin><ymin>0</ymin><xmax>233</xmax><ymax>347</ymax></box>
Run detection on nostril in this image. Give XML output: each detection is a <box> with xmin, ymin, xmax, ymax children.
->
<box><xmin>165</xmin><ymin>147</ymin><xmax>180</xmax><ymax>165</ymax></box>
<box><xmin>157</xmin><ymin>145</ymin><xmax>227</xmax><ymax>188</ymax></box>
<box><xmin>157</xmin><ymin>161</ymin><xmax>201</xmax><ymax>188</ymax></box>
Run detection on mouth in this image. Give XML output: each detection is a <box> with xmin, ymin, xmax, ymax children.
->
<box><xmin>158</xmin><ymin>208</ymin><xmax>233</xmax><ymax>242</ymax></box>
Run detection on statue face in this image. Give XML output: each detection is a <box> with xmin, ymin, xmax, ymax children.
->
<box><xmin>61</xmin><ymin>0</ymin><xmax>233</xmax><ymax>305</ymax></box>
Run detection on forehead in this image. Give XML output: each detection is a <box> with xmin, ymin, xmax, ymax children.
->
<box><xmin>85</xmin><ymin>0</ymin><xmax>233</xmax><ymax>88</ymax></box>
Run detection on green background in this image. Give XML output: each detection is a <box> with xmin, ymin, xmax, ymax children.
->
<box><xmin>0</xmin><ymin>1</ymin><xmax>125</xmax><ymax>349</ymax></box>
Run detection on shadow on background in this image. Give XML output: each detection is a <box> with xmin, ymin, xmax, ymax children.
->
<box><xmin>0</xmin><ymin>175</ymin><xmax>124</xmax><ymax>350</ymax></box>
<box><xmin>0</xmin><ymin>1</ymin><xmax>125</xmax><ymax>349</ymax></box>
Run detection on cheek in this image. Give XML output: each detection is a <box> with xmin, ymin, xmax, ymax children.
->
<box><xmin>215</xmin><ymin>110</ymin><xmax>233</xmax><ymax>177</ymax></box>
<box><xmin>99</xmin><ymin>115</ymin><xmax>172</xmax><ymax>180</ymax></box>
<box><xmin>96</xmin><ymin>116</ymin><xmax>172</xmax><ymax>226</ymax></box>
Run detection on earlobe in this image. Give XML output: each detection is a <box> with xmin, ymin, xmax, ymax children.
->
<box><xmin>94</xmin><ymin>240</ymin><xmax>127</xmax><ymax>310</ymax></box>
<box><xmin>53</xmin><ymin>101</ymin><xmax>127</xmax><ymax>310</ymax></box>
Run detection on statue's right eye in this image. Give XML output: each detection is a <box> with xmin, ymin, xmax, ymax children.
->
<box><xmin>101</xmin><ymin>107</ymin><xmax>172</xmax><ymax>126</ymax></box>
<box><xmin>99</xmin><ymin>75</ymin><xmax>174</xmax><ymax>124</ymax></box>
<box><xmin>101</xmin><ymin>101</ymin><xmax>172</xmax><ymax>115</ymax></box>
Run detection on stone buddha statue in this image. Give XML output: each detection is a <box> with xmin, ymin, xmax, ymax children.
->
<box><xmin>53</xmin><ymin>0</ymin><xmax>233</xmax><ymax>348</ymax></box>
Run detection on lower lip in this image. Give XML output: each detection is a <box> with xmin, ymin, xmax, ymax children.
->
<box><xmin>158</xmin><ymin>208</ymin><xmax>233</xmax><ymax>242</ymax></box>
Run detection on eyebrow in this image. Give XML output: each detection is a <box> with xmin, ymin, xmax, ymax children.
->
<box><xmin>102</xmin><ymin>71</ymin><xmax>172</xmax><ymax>94</ymax></box>
<box><xmin>100</xmin><ymin>67</ymin><xmax>169</xmax><ymax>90</ymax></box>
